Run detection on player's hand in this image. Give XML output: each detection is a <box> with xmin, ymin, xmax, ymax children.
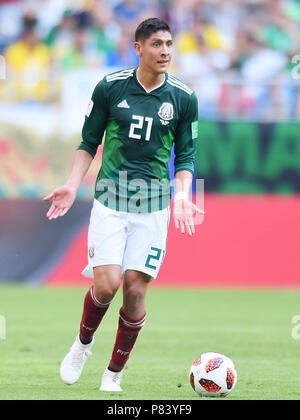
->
<box><xmin>173</xmin><ymin>199</ymin><xmax>204</xmax><ymax>236</ymax></box>
<box><xmin>43</xmin><ymin>185</ymin><xmax>77</xmax><ymax>220</ymax></box>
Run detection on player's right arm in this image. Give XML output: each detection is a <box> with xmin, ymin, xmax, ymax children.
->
<box><xmin>44</xmin><ymin>78</ymin><xmax>109</xmax><ymax>220</ymax></box>
<box><xmin>44</xmin><ymin>150</ymin><xmax>93</xmax><ymax>220</ymax></box>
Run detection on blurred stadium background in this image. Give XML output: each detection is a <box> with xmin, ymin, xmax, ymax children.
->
<box><xmin>0</xmin><ymin>0</ymin><xmax>299</xmax><ymax>288</ymax></box>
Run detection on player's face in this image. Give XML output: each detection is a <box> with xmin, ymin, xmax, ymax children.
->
<box><xmin>135</xmin><ymin>30</ymin><xmax>173</xmax><ymax>74</ymax></box>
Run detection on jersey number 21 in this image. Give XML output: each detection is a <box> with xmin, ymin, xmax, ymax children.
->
<box><xmin>129</xmin><ymin>115</ymin><xmax>153</xmax><ymax>141</ymax></box>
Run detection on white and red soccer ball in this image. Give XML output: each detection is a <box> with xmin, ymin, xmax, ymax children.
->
<box><xmin>189</xmin><ymin>352</ymin><xmax>237</xmax><ymax>397</ymax></box>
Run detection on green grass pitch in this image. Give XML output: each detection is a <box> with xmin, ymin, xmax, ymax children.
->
<box><xmin>0</xmin><ymin>285</ymin><xmax>300</xmax><ymax>400</ymax></box>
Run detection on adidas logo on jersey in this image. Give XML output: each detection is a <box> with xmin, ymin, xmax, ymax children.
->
<box><xmin>117</xmin><ymin>100</ymin><xmax>130</xmax><ymax>109</ymax></box>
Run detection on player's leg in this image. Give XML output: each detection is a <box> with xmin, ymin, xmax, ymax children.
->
<box><xmin>100</xmin><ymin>270</ymin><xmax>149</xmax><ymax>392</ymax></box>
<box><xmin>122</xmin><ymin>270</ymin><xmax>149</xmax><ymax>318</ymax></box>
<box><xmin>99</xmin><ymin>208</ymin><xmax>169</xmax><ymax>391</ymax></box>
<box><xmin>79</xmin><ymin>264</ymin><xmax>122</xmax><ymax>345</ymax></box>
<box><xmin>60</xmin><ymin>199</ymin><xmax>126</xmax><ymax>385</ymax></box>
<box><xmin>60</xmin><ymin>265</ymin><xmax>122</xmax><ymax>385</ymax></box>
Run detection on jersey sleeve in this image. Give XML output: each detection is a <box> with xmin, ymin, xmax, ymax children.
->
<box><xmin>174</xmin><ymin>91</ymin><xmax>199</xmax><ymax>175</ymax></box>
<box><xmin>77</xmin><ymin>78</ymin><xmax>109</xmax><ymax>158</ymax></box>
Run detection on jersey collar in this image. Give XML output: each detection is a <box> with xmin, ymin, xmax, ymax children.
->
<box><xmin>134</xmin><ymin>67</ymin><xmax>167</xmax><ymax>93</ymax></box>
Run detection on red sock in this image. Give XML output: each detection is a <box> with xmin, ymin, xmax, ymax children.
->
<box><xmin>79</xmin><ymin>287</ymin><xmax>111</xmax><ymax>344</ymax></box>
<box><xmin>108</xmin><ymin>307</ymin><xmax>146</xmax><ymax>372</ymax></box>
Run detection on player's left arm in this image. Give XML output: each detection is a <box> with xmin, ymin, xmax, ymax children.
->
<box><xmin>174</xmin><ymin>170</ymin><xmax>204</xmax><ymax>236</ymax></box>
<box><xmin>173</xmin><ymin>91</ymin><xmax>204</xmax><ymax>236</ymax></box>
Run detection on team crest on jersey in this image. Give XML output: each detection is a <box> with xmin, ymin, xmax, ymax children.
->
<box><xmin>158</xmin><ymin>102</ymin><xmax>174</xmax><ymax>123</ymax></box>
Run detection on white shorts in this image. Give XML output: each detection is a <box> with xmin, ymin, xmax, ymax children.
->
<box><xmin>82</xmin><ymin>199</ymin><xmax>170</xmax><ymax>280</ymax></box>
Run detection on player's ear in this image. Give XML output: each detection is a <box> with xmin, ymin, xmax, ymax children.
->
<box><xmin>134</xmin><ymin>41</ymin><xmax>142</xmax><ymax>57</ymax></box>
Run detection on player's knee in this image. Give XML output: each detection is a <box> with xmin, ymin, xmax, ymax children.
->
<box><xmin>93</xmin><ymin>273</ymin><xmax>121</xmax><ymax>303</ymax></box>
<box><xmin>97</xmin><ymin>285</ymin><xmax>119</xmax><ymax>303</ymax></box>
<box><xmin>94</xmin><ymin>284</ymin><xmax>118</xmax><ymax>303</ymax></box>
<box><xmin>124</xmin><ymin>284</ymin><xmax>145</xmax><ymax>308</ymax></box>
<box><xmin>123</xmin><ymin>273</ymin><xmax>149</xmax><ymax>310</ymax></box>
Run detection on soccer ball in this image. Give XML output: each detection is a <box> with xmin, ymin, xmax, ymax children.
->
<box><xmin>189</xmin><ymin>352</ymin><xmax>237</xmax><ymax>397</ymax></box>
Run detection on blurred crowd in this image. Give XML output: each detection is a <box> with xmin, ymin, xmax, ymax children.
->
<box><xmin>1</xmin><ymin>0</ymin><xmax>300</xmax><ymax>120</ymax></box>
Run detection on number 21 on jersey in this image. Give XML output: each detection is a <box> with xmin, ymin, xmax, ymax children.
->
<box><xmin>129</xmin><ymin>115</ymin><xmax>153</xmax><ymax>141</ymax></box>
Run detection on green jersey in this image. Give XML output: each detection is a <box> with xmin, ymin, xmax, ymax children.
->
<box><xmin>78</xmin><ymin>67</ymin><xmax>198</xmax><ymax>212</ymax></box>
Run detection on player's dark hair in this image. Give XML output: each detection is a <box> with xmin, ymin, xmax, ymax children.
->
<box><xmin>135</xmin><ymin>18</ymin><xmax>171</xmax><ymax>42</ymax></box>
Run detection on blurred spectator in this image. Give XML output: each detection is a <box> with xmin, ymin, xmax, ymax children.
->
<box><xmin>59</xmin><ymin>24</ymin><xmax>100</xmax><ymax>71</ymax></box>
<box><xmin>175</xmin><ymin>14</ymin><xmax>231</xmax><ymax>78</ymax></box>
<box><xmin>105</xmin><ymin>28</ymin><xmax>139</xmax><ymax>69</ymax></box>
<box><xmin>89</xmin><ymin>1</ymin><xmax>120</xmax><ymax>57</ymax></box>
<box><xmin>164</xmin><ymin>0</ymin><xmax>197</xmax><ymax>34</ymax></box>
<box><xmin>113</xmin><ymin>0</ymin><xmax>159</xmax><ymax>34</ymax></box>
<box><xmin>4</xmin><ymin>13</ymin><xmax>51</xmax><ymax>101</ymax></box>
<box><xmin>0</xmin><ymin>0</ymin><xmax>23</xmax><ymax>52</ymax></box>
<box><xmin>45</xmin><ymin>9</ymin><xmax>77</xmax><ymax>54</ymax></box>
<box><xmin>114</xmin><ymin>0</ymin><xmax>148</xmax><ymax>23</ymax></box>
<box><xmin>24</xmin><ymin>0</ymin><xmax>68</xmax><ymax>38</ymax></box>
<box><xmin>59</xmin><ymin>25</ymin><xmax>90</xmax><ymax>71</ymax></box>
<box><xmin>1</xmin><ymin>0</ymin><xmax>300</xmax><ymax>120</ymax></box>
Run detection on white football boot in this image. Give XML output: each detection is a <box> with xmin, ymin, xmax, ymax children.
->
<box><xmin>60</xmin><ymin>334</ymin><xmax>94</xmax><ymax>385</ymax></box>
<box><xmin>99</xmin><ymin>368</ymin><xmax>123</xmax><ymax>392</ymax></box>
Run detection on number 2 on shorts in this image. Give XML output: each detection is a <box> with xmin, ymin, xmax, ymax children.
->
<box><xmin>145</xmin><ymin>247</ymin><xmax>165</xmax><ymax>270</ymax></box>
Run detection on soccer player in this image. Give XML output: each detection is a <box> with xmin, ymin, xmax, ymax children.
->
<box><xmin>44</xmin><ymin>17</ymin><xmax>203</xmax><ymax>392</ymax></box>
